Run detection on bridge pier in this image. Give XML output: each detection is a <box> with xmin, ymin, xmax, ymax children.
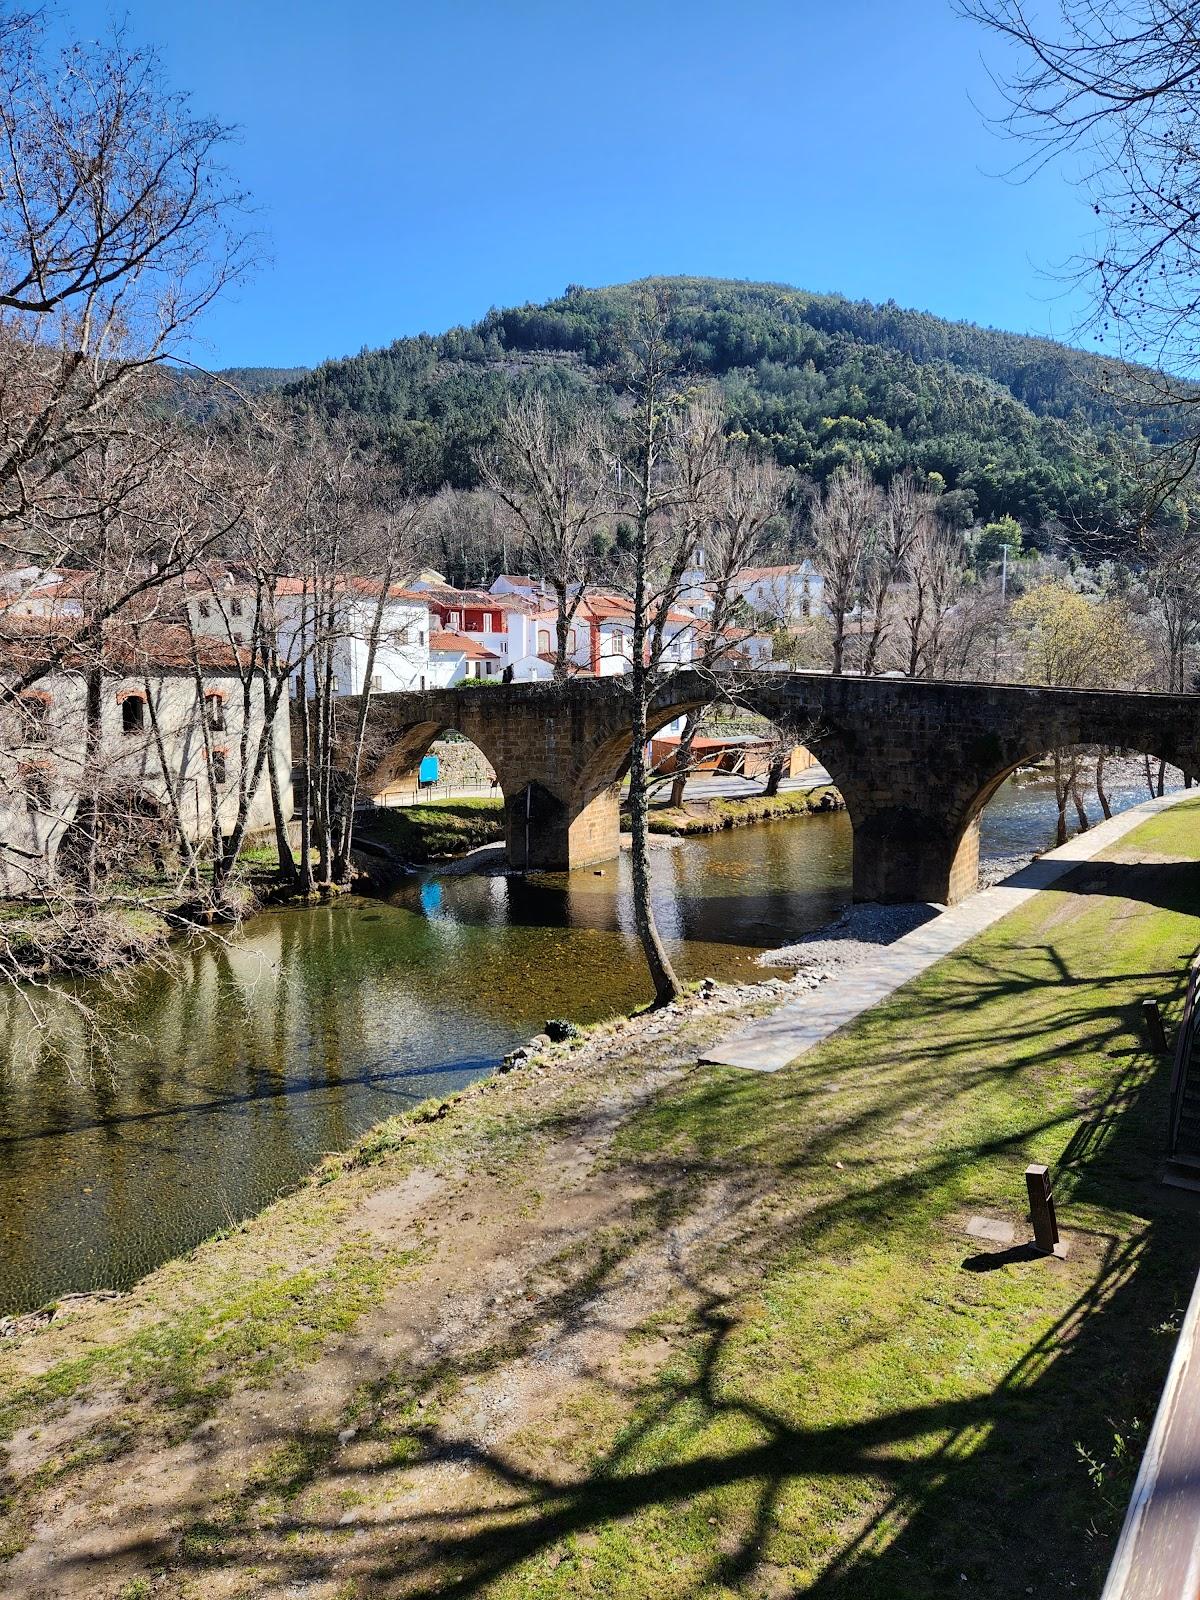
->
<box><xmin>851</xmin><ymin>810</ymin><xmax>981</xmax><ymax>906</ymax></box>
<box><xmin>504</xmin><ymin>782</ymin><xmax>621</xmax><ymax>872</ymax></box>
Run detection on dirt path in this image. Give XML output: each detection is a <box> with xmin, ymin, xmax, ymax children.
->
<box><xmin>0</xmin><ymin>983</ymin><xmax>785</xmax><ymax>1599</ymax></box>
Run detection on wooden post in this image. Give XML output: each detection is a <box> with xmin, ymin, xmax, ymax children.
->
<box><xmin>1142</xmin><ymin>999</ymin><xmax>1168</xmax><ymax>1055</ymax></box>
<box><xmin>1026</xmin><ymin>1163</ymin><xmax>1066</xmax><ymax>1257</ymax></box>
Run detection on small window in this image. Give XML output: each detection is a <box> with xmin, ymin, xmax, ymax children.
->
<box><xmin>212</xmin><ymin>749</ymin><xmax>228</xmax><ymax>785</ymax></box>
<box><xmin>450</xmin><ymin>611</ymin><xmax>460</xmax><ymax>629</ymax></box>
<box><xmin>419</xmin><ymin>674</ymin><xmax>426</xmax><ymax>690</ymax></box>
<box><xmin>229</xmin><ymin>598</ymin><xmax>243</xmax><ymax>618</ymax></box>
<box><xmin>23</xmin><ymin>770</ymin><xmax>49</xmax><ymax>815</ymax></box>
<box><xmin>206</xmin><ymin>693</ymin><xmax>225</xmax><ymax>731</ymax></box>
<box><xmin>330</xmin><ymin>675</ymin><xmax>339</xmax><ymax>693</ymax></box>
<box><xmin>197</xmin><ymin>600</ymin><xmax>211</xmax><ymax>620</ymax></box>
<box><xmin>21</xmin><ymin>696</ymin><xmax>49</xmax><ymax>742</ymax></box>
<box><xmin>122</xmin><ymin>695</ymin><xmax>144</xmax><ymax>735</ymax></box>
<box><xmin>418</xmin><ymin>631</ymin><xmax>426</xmax><ymax>647</ymax></box>
<box><xmin>370</xmin><ymin>673</ymin><xmax>383</xmax><ymax>691</ymax></box>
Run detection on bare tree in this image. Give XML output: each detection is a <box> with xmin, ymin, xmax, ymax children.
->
<box><xmin>0</xmin><ymin>8</ymin><xmax>253</xmax><ymax>706</ymax></box>
<box><xmin>959</xmin><ymin>0</ymin><xmax>1200</xmax><ymax>501</ymax></box>
<box><xmin>810</xmin><ymin>462</ymin><xmax>879</xmax><ymax>674</ymax></box>
<box><xmin>667</xmin><ymin>447</ymin><xmax>789</xmax><ymax>806</ymax></box>
<box><xmin>1145</xmin><ymin>520</ymin><xmax>1200</xmax><ymax>690</ymax></box>
<box><xmin>610</xmin><ymin>298</ymin><xmax>725</xmax><ymax>1005</ymax></box>
<box><xmin>860</xmin><ymin>473</ymin><xmax>928</xmax><ymax>675</ymax></box>
<box><xmin>902</xmin><ymin>513</ymin><xmax>967</xmax><ymax>678</ymax></box>
<box><xmin>477</xmin><ymin>395</ymin><xmax>609</xmax><ymax>680</ymax></box>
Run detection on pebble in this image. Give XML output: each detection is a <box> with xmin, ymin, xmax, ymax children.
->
<box><xmin>759</xmin><ymin>902</ymin><xmax>942</xmax><ymax>971</ymax></box>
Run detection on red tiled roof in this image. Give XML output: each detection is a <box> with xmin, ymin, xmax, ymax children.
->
<box><xmin>419</xmin><ymin>583</ymin><xmax>537</xmax><ymax>615</ymax></box>
<box><xmin>0</xmin><ymin>616</ymin><xmax>252</xmax><ymax>674</ymax></box>
<box><xmin>428</xmin><ymin>630</ymin><xmax>500</xmax><ymax>661</ymax></box>
<box><xmin>735</xmin><ymin>563</ymin><xmax>811</xmax><ymax>582</ymax></box>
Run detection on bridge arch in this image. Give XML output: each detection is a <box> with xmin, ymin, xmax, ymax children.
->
<box><xmin>362</xmin><ymin>674</ymin><xmax>1200</xmax><ymax>903</ymax></box>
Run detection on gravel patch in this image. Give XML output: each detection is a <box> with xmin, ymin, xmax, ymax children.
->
<box><xmin>758</xmin><ymin>901</ymin><xmax>943</xmax><ymax>970</ymax></box>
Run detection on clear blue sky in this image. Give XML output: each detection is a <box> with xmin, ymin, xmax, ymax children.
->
<box><xmin>58</xmin><ymin>0</ymin><xmax>1098</xmax><ymax>370</ymax></box>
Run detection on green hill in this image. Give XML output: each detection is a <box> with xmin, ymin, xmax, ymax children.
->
<box><xmin>276</xmin><ymin>276</ymin><xmax>1181</xmax><ymax>549</ymax></box>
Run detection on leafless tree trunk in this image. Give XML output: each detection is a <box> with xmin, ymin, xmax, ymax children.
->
<box><xmin>478</xmin><ymin>396</ymin><xmax>608</xmax><ymax>681</ymax></box>
<box><xmin>1095</xmin><ymin>747</ymin><xmax>1113</xmax><ymax>819</ymax></box>
<box><xmin>810</xmin><ymin>462</ymin><xmax>878</xmax><ymax>675</ymax></box>
<box><xmin>611</xmin><ymin>300</ymin><xmax>727</xmax><ymax>1004</ymax></box>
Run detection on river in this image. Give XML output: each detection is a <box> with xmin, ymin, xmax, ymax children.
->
<box><xmin>0</xmin><ymin>761</ymin><xmax>1180</xmax><ymax>1315</ymax></box>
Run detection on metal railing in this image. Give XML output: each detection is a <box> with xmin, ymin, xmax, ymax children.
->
<box><xmin>1167</xmin><ymin>955</ymin><xmax>1200</xmax><ymax>1159</ymax></box>
<box><xmin>365</xmin><ymin>779</ymin><xmax>500</xmax><ymax>810</ymax></box>
<box><xmin>1100</xmin><ymin>1259</ymin><xmax>1200</xmax><ymax>1599</ymax></box>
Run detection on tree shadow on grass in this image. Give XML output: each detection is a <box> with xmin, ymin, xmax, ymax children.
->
<box><xmin>15</xmin><ymin>849</ymin><xmax>1200</xmax><ymax>1598</ymax></box>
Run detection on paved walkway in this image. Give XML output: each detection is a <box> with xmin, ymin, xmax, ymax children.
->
<box><xmin>703</xmin><ymin>788</ymin><xmax>1198</xmax><ymax>1072</ymax></box>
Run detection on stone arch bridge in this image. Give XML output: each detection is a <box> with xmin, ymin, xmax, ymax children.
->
<box><xmin>357</xmin><ymin>671</ymin><xmax>1200</xmax><ymax>904</ymax></box>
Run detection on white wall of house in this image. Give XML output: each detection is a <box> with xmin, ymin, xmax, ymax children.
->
<box><xmin>734</xmin><ymin>565</ymin><xmax>825</xmax><ymax>623</ymax></box>
<box><xmin>279</xmin><ymin>593</ymin><xmax>433</xmax><ymax>697</ymax></box>
<box><xmin>428</xmin><ymin>648</ymin><xmax>467</xmax><ymax>687</ymax></box>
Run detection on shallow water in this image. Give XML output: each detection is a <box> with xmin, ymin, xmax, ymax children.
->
<box><xmin>0</xmin><ymin>763</ymin><xmax>1177</xmax><ymax>1314</ymax></box>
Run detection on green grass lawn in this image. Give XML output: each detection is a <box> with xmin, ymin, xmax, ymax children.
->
<box><xmin>472</xmin><ymin>805</ymin><xmax>1200</xmax><ymax>1598</ymax></box>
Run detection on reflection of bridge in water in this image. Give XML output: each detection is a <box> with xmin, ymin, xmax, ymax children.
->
<box><xmin>360</xmin><ymin>671</ymin><xmax>1200</xmax><ymax>904</ymax></box>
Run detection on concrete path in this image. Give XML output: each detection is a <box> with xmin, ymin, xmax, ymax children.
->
<box><xmin>703</xmin><ymin>788</ymin><xmax>1198</xmax><ymax>1072</ymax></box>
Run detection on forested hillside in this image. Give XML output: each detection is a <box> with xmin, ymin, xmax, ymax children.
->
<box><xmin>253</xmin><ymin>277</ymin><xmax>1184</xmax><ymax>549</ymax></box>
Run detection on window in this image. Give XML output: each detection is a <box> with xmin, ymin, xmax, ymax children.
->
<box><xmin>418</xmin><ymin>631</ymin><xmax>426</xmax><ymax>647</ymax></box>
<box><xmin>21</xmin><ymin>695</ymin><xmax>49</xmax><ymax>742</ymax></box>
<box><xmin>229</xmin><ymin>598</ymin><xmax>243</xmax><ymax>618</ymax></box>
<box><xmin>197</xmin><ymin>600</ymin><xmax>211</xmax><ymax>620</ymax></box>
<box><xmin>419</xmin><ymin>674</ymin><xmax>426</xmax><ymax>690</ymax></box>
<box><xmin>212</xmin><ymin>749</ymin><xmax>228</xmax><ymax>785</ymax></box>
<box><xmin>122</xmin><ymin>695</ymin><xmax>144</xmax><ymax>735</ymax></box>
<box><xmin>450</xmin><ymin>611</ymin><xmax>460</xmax><ymax>629</ymax></box>
<box><xmin>331</xmin><ymin>675</ymin><xmax>340</xmax><ymax>693</ymax></box>
<box><xmin>370</xmin><ymin>673</ymin><xmax>383</xmax><ymax>691</ymax></box>
<box><xmin>537</xmin><ymin>629</ymin><xmax>551</xmax><ymax>654</ymax></box>
<box><xmin>206</xmin><ymin>693</ymin><xmax>225</xmax><ymax>731</ymax></box>
<box><xmin>23</xmin><ymin>769</ymin><xmax>49</xmax><ymax>815</ymax></box>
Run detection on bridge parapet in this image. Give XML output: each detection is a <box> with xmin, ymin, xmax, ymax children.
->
<box><xmin>360</xmin><ymin>673</ymin><xmax>1200</xmax><ymax>901</ymax></box>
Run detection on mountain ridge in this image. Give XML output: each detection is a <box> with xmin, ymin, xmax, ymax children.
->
<box><xmin>226</xmin><ymin>276</ymin><xmax>1184</xmax><ymax>546</ymax></box>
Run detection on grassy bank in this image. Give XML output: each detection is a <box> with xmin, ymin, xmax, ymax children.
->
<box><xmin>645</xmin><ymin>783</ymin><xmax>843</xmax><ymax>834</ymax></box>
<box><xmin>357</xmin><ymin>789</ymin><xmax>843</xmax><ymax>862</ymax></box>
<box><xmin>0</xmin><ymin>846</ymin><xmax>290</xmax><ymax>977</ymax></box>
<box><xmin>3</xmin><ymin>802</ymin><xmax>1200</xmax><ymax>1596</ymax></box>
<box><xmin>357</xmin><ymin>796</ymin><xmax>505</xmax><ymax>861</ymax></box>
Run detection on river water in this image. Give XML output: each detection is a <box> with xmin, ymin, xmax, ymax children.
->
<box><xmin>0</xmin><ymin>763</ymin><xmax>1179</xmax><ymax>1315</ymax></box>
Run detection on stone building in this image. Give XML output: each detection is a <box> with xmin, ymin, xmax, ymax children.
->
<box><xmin>0</xmin><ymin>625</ymin><xmax>291</xmax><ymax>897</ymax></box>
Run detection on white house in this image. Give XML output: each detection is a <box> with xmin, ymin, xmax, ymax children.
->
<box><xmin>731</xmin><ymin>562</ymin><xmax>824</xmax><ymax>623</ymax></box>
<box><xmin>427</xmin><ymin>630</ymin><xmax>502</xmax><ymax>686</ymax></box>
<box><xmin>276</xmin><ymin>579</ymin><xmax>433</xmax><ymax>696</ymax></box>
